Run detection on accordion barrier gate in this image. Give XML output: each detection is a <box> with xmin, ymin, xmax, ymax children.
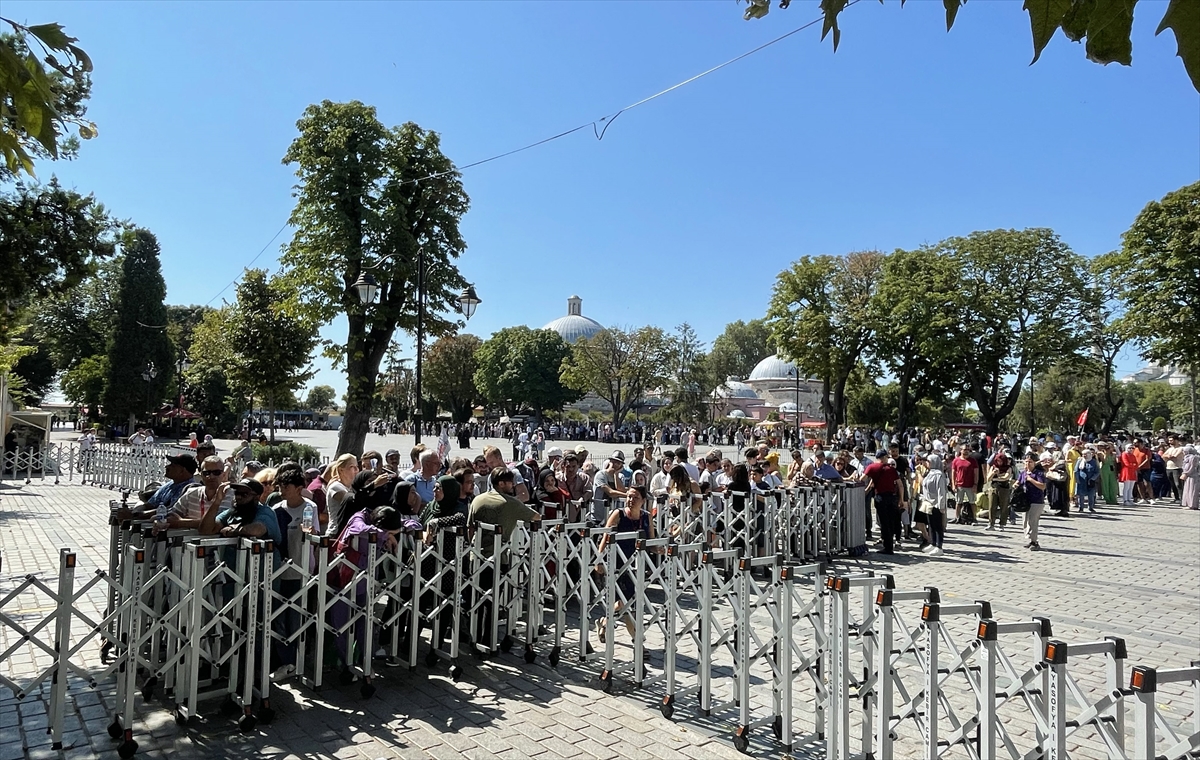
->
<box><xmin>0</xmin><ymin>485</ymin><xmax>1197</xmax><ymax>759</ymax></box>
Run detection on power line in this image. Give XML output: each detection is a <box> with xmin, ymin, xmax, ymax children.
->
<box><xmin>205</xmin><ymin>4</ymin><xmax>852</xmax><ymax>304</ymax></box>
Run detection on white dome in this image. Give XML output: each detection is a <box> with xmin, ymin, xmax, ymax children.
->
<box><xmin>543</xmin><ymin>296</ymin><xmax>604</xmax><ymax>344</ymax></box>
<box><xmin>728</xmin><ymin>410</ymin><xmax>747</xmax><ymax>418</ymax></box>
<box><xmin>712</xmin><ymin>379</ymin><xmax>760</xmax><ymax>400</ymax></box>
<box><xmin>748</xmin><ymin>353</ymin><xmax>798</xmax><ymax>381</ymax></box>
<box><xmin>778</xmin><ymin>402</ymin><xmax>798</xmax><ymax>413</ymax></box>
<box><xmin>543</xmin><ymin>314</ymin><xmax>604</xmax><ymax>344</ymax></box>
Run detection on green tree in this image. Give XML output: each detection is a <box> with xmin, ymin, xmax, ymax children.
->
<box><xmin>185</xmin><ymin>306</ymin><xmax>242</xmax><ymax>434</ymax></box>
<box><xmin>474</xmin><ymin>327</ymin><xmax>580</xmax><ymax>419</ymax></box>
<box><xmin>226</xmin><ymin>269</ymin><xmax>317</xmax><ymax>443</ymax></box>
<box><xmin>0</xmin><ymin>20</ymin><xmax>96</xmax><ymax>176</ymax></box>
<box><xmin>61</xmin><ymin>354</ymin><xmax>107</xmax><ymax>420</ymax></box>
<box><xmin>1135</xmin><ymin>382</ymin><xmax>1190</xmax><ymax>429</ymax></box>
<box><xmin>871</xmin><ymin>247</ymin><xmax>963</xmax><ymax>433</ymax></box>
<box><xmin>931</xmin><ymin>229</ymin><xmax>1088</xmax><ymax>435</ymax></box>
<box><xmin>767</xmin><ymin>250</ymin><xmax>883</xmax><ymax>432</ymax></box>
<box><xmin>280</xmin><ymin>100</ymin><xmax>469</xmax><ymax>456</ymax></box>
<box><xmin>28</xmin><ymin>254</ymin><xmax>121</xmax><ymax>372</ymax></box>
<box><xmin>102</xmin><ymin>229</ymin><xmax>174</xmax><ymax>429</ymax></box>
<box><xmin>0</xmin><ymin>179</ymin><xmax>117</xmax><ymax>341</ymax></box>
<box><xmin>1081</xmin><ymin>260</ymin><xmax>1131</xmax><ymax>434</ymax></box>
<box><xmin>9</xmin><ymin>326</ymin><xmax>55</xmax><ymax>404</ymax></box>
<box><xmin>1099</xmin><ymin>181</ymin><xmax>1199</xmax><ymax>431</ymax></box>
<box><xmin>741</xmin><ymin>0</ymin><xmax>1199</xmax><ymax>94</ymax></box>
<box><xmin>561</xmin><ymin>326</ymin><xmax>671</xmax><ymax>428</ymax></box>
<box><xmin>708</xmin><ymin>318</ymin><xmax>773</xmax><ymax>382</ymax></box>
<box><xmin>424</xmin><ymin>333</ymin><xmax>482</xmax><ymax>423</ymax></box>
<box><xmin>304</xmin><ymin>384</ymin><xmax>337</xmax><ymax>411</ymax></box>
<box><xmin>663</xmin><ymin>323</ymin><xmax>713</xmax><ymax>425</ymax></box>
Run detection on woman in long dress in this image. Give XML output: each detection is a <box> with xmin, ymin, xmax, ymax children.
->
<box><xmin>1097</xmin><ymin>445</ymin><xmax>1119</xmax><ymax>505</ymax></box>
<box><xmin>1181</xmin><ymin>445</ymin><xmax>1199</xmax><ymax>510</ymax></box>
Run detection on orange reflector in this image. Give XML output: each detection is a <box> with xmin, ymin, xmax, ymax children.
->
<box><xmin>922</xmin><ymin>604</ymin><xmax>932</xmax><ymax>620</ymax></box>
<box><xmin>1131</xmin><ymin>670</ymin><xmax>1144</xmax><ymax>690</ymax></box>
<box><xmin>978</xmin><ymin>622</ymin><xmax>988</xmax><ymax>638</ymax></box>
<box><xmin>65</xmin><ymin>554</ymin><xmax>77</xmax><ymax>569</ymax></box>
<box><xmin>876</xmin><ymin>590</ymin><xmax>885</xmax><ymax>605</ymax></box>
<box><xmin>196</xmin><ymin>546</ymin><xmax>206</xmax><ymax>558</ymax></box>
<box><xmin>135</xmin><ymin>550</ymin><xmax>145</xmax><ymax>563</ymax></box>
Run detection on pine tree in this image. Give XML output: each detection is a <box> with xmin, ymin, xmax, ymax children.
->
<box><xmin>103</xmin><ymin>229</ymin><xmax>174</xmax><ymax>430</ymax></box>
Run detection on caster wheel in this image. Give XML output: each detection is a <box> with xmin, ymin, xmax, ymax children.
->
<box><xmin>100</xmin><ymin>641</ymin><xmax>113</xmax><ymax>663</ymax></box>
<box><xmin>238</xmin><ymin>714</ymin><xmax>256</xmax><ymax>733</ymax></box>
<box><xmin>174</xmin><ymin>710</ymin><xmax>187</xmax><ymax>727</ymax></box>
<box><xmin>660</xmin><ymin>701</ymin><xmax>674</xmax><ymax>720</ymax></box>
<box><xmin>107</xmin><ymin>720</ymin><xmax>122</xmax><ymax>739</ymax></box>
<box><xmin>142</xmin><ymin>676</ymin><xmax>157</xmax><ymax>702</ymax></box>
<box><xmin>117</xmin><ymin>739</ymin><xmax>139</xmax><ymax>759</ymax></box>
<box><xmin>548</xmin><ymin>646</ymin><xmax>560</xmax><ymax>667</ymax></box>
<box><xmin>258</xmin><ymin>707</ymin><xmax>276</xmax><ymax>725</ymax></box>
<box><xmin>219</xmin><ymin>696</ymin><xmax>239</xmax><ymax>717</ymax></box>
<box><xmin>733</xmin><ymin>729</ymin><xmax>750</xmax><ymax>754</ymax></box>
<box><xmin>425</xmin><ymin>651</ymin><xmax>439</xmax><ymax>668</ymax></box>
<box><xmin>500</xmin><ymin>636</ymin><xmax>513</xmax><ymax>653</ymax></box>
<box><xmin>360</xmin><ymin>683</ymin><xmax>376</xmax><ymax>699</ymax></box>
<box><xmin>339</xmin><ymin>669</ymin><xmax>354</xmax><ymax>686</ymax></box>
<box><xmin>523</xmin><ymin>648</ymin><xmax>537</xmax><ymax>664</ymax></box>
<box><xmin>449</xmin><ymin>665</ymin><xmax>463</xmax><ymax>681</ymax></box>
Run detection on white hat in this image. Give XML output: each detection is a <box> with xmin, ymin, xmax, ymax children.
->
<box><xmin>546</xmin><ymin>446</ymin><xmax>564</xmax><ymax>459</ymax></box>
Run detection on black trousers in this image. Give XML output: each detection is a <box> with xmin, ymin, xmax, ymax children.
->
<box><xmin>874</xmin><ymin>493</ymin><xmax>901</xmax><ymax>552</ymax></box>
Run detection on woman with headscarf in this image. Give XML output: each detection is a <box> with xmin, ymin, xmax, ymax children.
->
<box><xmin>420</xmin><ymin>475</ymin><xmax>466</xmax><ymax>538</ymax></box>
<box><xmin>1044</xmin><ymin>452</ymin><xmax>1070</xmax><ymax>517</ymax></box>
<box><xmin>1097</xmin><ymin>444</ymin><xmax>1119</xmax><ymax>505</ymax></box>
<box><xmin>331</xmin><ymin>504</ymin><xmax>408</xmax><ymax>671</ymax></box>
<box><xmin>1074</xmin><ymin>448</ymin><xmax>1100</xmax><ymax>514</ymax></box>
<box><xmin>1181</xmin><ymin>444</ymin><xmax>1199</xmax><ymax>510</ymax></box>
<box><xmin>534</xmin><ymin>469</ymin><xmax>569</xmax><ymax>519</ymax></box>
<box><xmin>919</xmin><ymin>453</ymin><xmax>948</xmax><ymax>556</ymax></box>
<box><xmin>1118</xmin><ymin>444</ymin><xmax>1140</xmax><ymax>505</ymax></box>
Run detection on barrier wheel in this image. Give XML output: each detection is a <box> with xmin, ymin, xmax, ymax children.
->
<box><xmin>117</xmin><ymin>739</ymin><xmax>138</xmax><ymax>759</ymax></box>
<box><xmin>500</xmin><ymin>636</ymin><xmax>513</xmax><ymax>653</ymax></box>
<box><xmin>107</xmin><ymin>720</ymin><xmax>122</xmax><ymax>739</ymax></box>
<box><xmin>238</xmin><ymin>714</ymin><xmax>256</xmax><ymax>733</ymax></box>
<box><xmin>424</xmin><ymin>651</ymin><xmax>438</xmax><ymax>669</ymax></box>
<box><xmin>772</xmin><ymin>715</ymin><xmax>782</xmax><ymax>740</ymax></box>
<box><xmin>599</xmin><ymin>671</ymin><xmax>613</xmax><ymax>693</ymax></box>
<box><xmin>174</xmin><ymin>710</ymin><xmax>187</xmax><ymax>727</ymax></box>
<box><xmin>360</xmin><ymin>682</ymin><xmax>376</xmax><ymax>699</ymax></box>
<box><xmin>449</xmin><ymin>664</ymin><xmax>463</xmax><ymax>681</ymax></box>
<box><xmin>733</xmin><ymin>729</ymin><xmax>750</xmax><ymax>754</ymax></box>
<box><xmin>523</xmin><ymin>647</ymin><xmax>537</xmax><ymax>664</ymax></box>
<box><xmin>142</xmin><ymin>676</ymin><xmax>158</xmax><ymax>702</ymax></box>
<box><xmin>548</xmin><ymin>646</ymin><xmax>560</xmax><ymax>667</ymax></box>
<box><xmin>660</xmin><ymin>699</ymin><xmax>674</xmax><ymax>720</ymax></box>
<box><xmin>257</xmin><ymin>706</ymin><xmax>276</xmax><ymax>725</ymax></box>
<box><xmin>100</xmin><ymin>641</ymin><xmax>113</xmax><ymax>663</ymax></box>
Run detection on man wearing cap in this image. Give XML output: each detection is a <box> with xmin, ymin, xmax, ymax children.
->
<box><xmin>383</xmin><ymin>449</ymin><xmax>402</xmax><ymax>474</ymax></box>
<box><xmin>861</xmin><ymin>449</ymin><xmax>902</xmax><ymax>555</ymax></box>
<box><xmin>119</xmin><ymin>453</ymin><xmax>199</xmax><ymax>519</ymax></box>
<box><xmin>542</xmin><ymin>446</ymin><xmax>564</xmax><ymax>480</ymax></box>
<box><xmin>199</xmin><ymin>477</ymin><xmax>283</xmax><ymax>546</ymax></box>
<box><xmin>592</xmin><ymin>450</ymin><xmax>629</xmax><ymax>523</ymax></box>
<box><xmin>575</xmin><ymin>445</ymin><xmax>598</xmax><ymax>479</ymax></box>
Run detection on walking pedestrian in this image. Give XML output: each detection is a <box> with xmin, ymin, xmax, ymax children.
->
<box><xmin>1017</xmin><ymin>454</ymin><xmax>1047</xmax><ymax>550</ymax></box>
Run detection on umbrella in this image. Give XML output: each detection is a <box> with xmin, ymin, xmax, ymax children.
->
<box><xmin>799</xmin><ymin>421</ymin><xmax>826</xmax><ymax>428</ymax></box>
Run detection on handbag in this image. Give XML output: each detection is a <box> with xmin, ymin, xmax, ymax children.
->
<box><xmin>1009</xmin><ymin>486</ymin><xmax>1030</xmax><ymax>513</ymax></box>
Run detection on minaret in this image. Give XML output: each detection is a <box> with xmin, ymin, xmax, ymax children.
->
<box><xmin>567</xmin><ymin>295</ymin><xmax>582</xmax><ymax>316</ymax></box>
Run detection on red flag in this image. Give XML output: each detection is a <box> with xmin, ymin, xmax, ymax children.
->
<box><xmin>1076</xmin><ymin>408</ymin><xmax>1089</xmax><ymax>427</ymax></box>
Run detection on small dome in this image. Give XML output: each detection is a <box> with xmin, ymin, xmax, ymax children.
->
<box><xmin>712</xmin><ymin>379</ymin><xmax>760</xmax><ymax>400</ymax></box>
<box><xmin>728</xmin><ymin>410</ymin><xmax>747</xmax><ymax>418</ymax></box>
<box><xmin>748</xmin><ymin>353</ymin><xmax>799</xmax><ymax>381</ymax></box>
<box><xmin>778</xmin><ymin>402</ymin><xmax>798</xmax><ymax>413</ymax></box>
<box><xmin>543</xmin><ymin>296</ymin><xmax>604</xmax><ymax>344</ymax></box>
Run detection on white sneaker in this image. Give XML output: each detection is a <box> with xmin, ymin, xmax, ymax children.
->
<box><xmin>921</xmin><ymin>545</ymin><xmax>935</xmax><ymax>555</ymax></box>
<box><xmin>271</xmin><ymin>664</ymin><xmax>295</xmax><ymax>681</ymax></box>
<box><xmin>985</xmin><ymin>525</ymin><xmax>995</xmax><ymax>531</ymax></box>
<box><xmin>930</xmin><ymin>547</ymin><xmax>944</xmax><ymax>557</ymax></box>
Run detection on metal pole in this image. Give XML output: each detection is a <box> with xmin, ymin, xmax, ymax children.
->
<box><xmin>174</xmin><ymin>355</ymin><xmax>183</xmax><ymax>443</ymax></box>
<box><xmin>414</xmin><ymin>247</ymin><xmax>424</xmax><ymax>445</ymax></box>
<box><xmin>1191</xmin><ymin>366</ymin><xmax>1197</xmax><ymax>435</ymax></box>
<box><xmin>795</xmin><ymin>370</ymin><xmax>801</xmax><ymax>450</ymax></box>
<box><xmin>1029</xmin><ymin>372</ymin><xmax>1036</xmax><ymax>436</ymax></box>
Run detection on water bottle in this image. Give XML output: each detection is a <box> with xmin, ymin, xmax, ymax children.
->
<box><xmin>155</xmin><ymin>502</ymin><xmax>168</xmax><ymax>528</ymax></box>
<box><xmin>301</xmin><ymin>503</ymin><xmax>313</xmax><ymax>532</ymax></box>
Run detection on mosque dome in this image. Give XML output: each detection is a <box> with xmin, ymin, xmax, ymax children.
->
<box><xmin>748</xmin><ymin>353</ymin><xmax>799</xmax><ymax>381</ymax></box>
<box><xmin>543</xmin><ymin>295</ymin><xmax>604</xmax><ymax>344</ymax></box>
<box><xmin>712</xmin><ymin>378</ymin><xmax>760</xmax><ymax>400</ymax></box>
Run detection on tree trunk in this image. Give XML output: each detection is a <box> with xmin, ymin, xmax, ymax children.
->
<box><xmin>896</xmin><ymin>372</ymin><xmax>912</xmax><ymax>436</ymax></box>
<box><xmin>832</xmin><ymin>375</ymin><xmax>849</xmax><ymax>434</ymax></box>
<box><xmin>820</xmin><ymin>378</ymin><xmax>833</xmax><ymax>443</ymax></box>
<box><xmin>337</xmin><ymin>328</ymin><xmax>388</xmax><ymax>457</ymax></box>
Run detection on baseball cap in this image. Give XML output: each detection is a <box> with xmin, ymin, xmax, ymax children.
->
<box><xmin>574</xmin><ymin>445</ymin><xmax>588</xmax><ymax>455</ymax></box>
<box><xmin>230</xmin><ymin>477</ymin><xmax>265</xmax><ymax>496</ymax></box>
<box><xmin>546</xmin><ymin>446</ymin><xmax>564</xmax><ymax>459</ymax></box>
<box><xmin>875</xmin><ymin>449</ymin><xmax>888</xmax><ymax>459</ymax></box>
<box><xmin>385</xmin><ymin>449</ymin><xmax>400</xmax><ymax>458</ymax></box>
<box><xmin>166</xmin><ymin>454</ymin><xmax>198</xmax><ymax>474</ymax></box>
<box><xmin>608</xmin><ymin>450</ymin><xmax>626</xmax><ymax>463</ymax></box>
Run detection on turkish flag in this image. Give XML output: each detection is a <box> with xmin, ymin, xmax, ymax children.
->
<box><xmin>1076</xmin><ymin>408</ymin><xmax>1089</xmax><ymax>427</ymax></box>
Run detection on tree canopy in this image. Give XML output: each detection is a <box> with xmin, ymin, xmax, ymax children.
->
<box><xmin>708</xmin><ymin>318</ymin><xmax>773</xmax><ymax>383</ymax></box>
<box><xmin>474</xmin><ymin>327</ymin><xmax>579</xmax><ymax>419</ymax></box>
<box><xmin>280</xmin><ymin>100</ymin><xmax>469</xmax><ymax>455</ymax></box>
<box><xmin>423</xmin><ymin>333</ymin><xmax>483</xmax><ymax>423</ymax></box>
<box><xmin>561</xmin><ymin>326</ymin><xmax>671</xmax><ymax>428</ymax></box>
<box><xmin>740</xmin><ymin>0</ymin><xmax>1199</xmax><ymax>94</ymax></box>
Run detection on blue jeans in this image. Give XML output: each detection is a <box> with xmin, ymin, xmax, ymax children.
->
<box><xmin>1076</xmin><ymin>488</ymin><xmax>1097</xmax><ymax>511</ymax></box>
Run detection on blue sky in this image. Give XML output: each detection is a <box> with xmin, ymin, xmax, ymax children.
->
<box><xmin>9</xmin><ymin>0</ymin><xmax>1198</xmax><ymax>400</ymax></box>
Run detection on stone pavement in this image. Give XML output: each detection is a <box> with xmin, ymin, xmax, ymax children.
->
<box><xmin>1</xmin><ymin>480</ymin><xmax>1198</xmax><ymax>760</ymax></box>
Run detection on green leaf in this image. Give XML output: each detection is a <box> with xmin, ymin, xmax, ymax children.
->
<box><xmin>67</xmin><ymin>44</ymin><xmax>93</xmax><ymax>74</ymax></box>
<box><xmin>743</xmin><ymin>0</ymin><xmax>771</xmax><ymax>20</ymax></box>
<box><xmin>1061</xmin><ymin>0</ymin><xmax>1095</xmax><ymax>42</ymax></box>
<box><xmin>1024</xmin><ymin>0</ymin><xmax>1073</xmax><ymax>62</ymax></box>
<box><xmin>944</xmin><ymin>0</ymin><xmax>966</xmax><ymax>31</ymax></box>
<box><xmin>1084</xmin><ymin>0</ymin><xmax>1136</xmax><ymax>66</ymax></box>
<box><xmin>78</xmin><ymin>122</ymin><xmax>97</xmax><ymax>140</ymax></box>
<box><xmin>25</xmin><ymin>23</ymin><xmax>75</xmax><ymax>52</ymax></box>
<box><xmin>820</xmin><ymin>0</ymin><xmax>849</xmax><ymax>51</ymax></box>
<box><xmin>1156</xmin><ymin>0</ymin><xmax>1200</xmax><ymax>93</ymax></box>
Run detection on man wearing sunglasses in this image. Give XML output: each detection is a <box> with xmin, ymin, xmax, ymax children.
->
<box><xmin>165</xmin><ymin>455</ymin><xmax>230</xmax><ymax>530</ymax></box>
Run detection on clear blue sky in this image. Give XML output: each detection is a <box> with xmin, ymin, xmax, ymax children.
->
<box><xmin>9</xmin><ymin>0</ymin><xmax>1198</xmax><ymax>400</ymax></box>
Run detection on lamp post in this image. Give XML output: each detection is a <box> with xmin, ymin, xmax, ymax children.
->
<box><xmin>173</xmin><ymin>353</ymin><xmax>190</xmax><ymax>443</ymax></box>
<box><xmin>788</xmin><ymin>366</ymin><xmax>801</xmax><ymax>449</ymax></box>
<box><xmin>1020</xmin><ymin>364</ymin><xmax>1035</xmax><ymax>436</ymax></box>
<box><xmin>142</xmin><ymin>363</ymin><xmax>157</xmax><ymax>426</ymax></box>
<box><xmin>352</xmin><ymin>249</ymin><xmax>480</xmax><ymax>445</ymax></box>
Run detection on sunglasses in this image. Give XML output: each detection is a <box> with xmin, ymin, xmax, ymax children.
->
<box><xmin>202</xmin><ymin>470</ymin><xmax>223</xmax><ymax>476</ymax></box>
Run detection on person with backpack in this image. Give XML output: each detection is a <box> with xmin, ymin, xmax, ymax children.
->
<box><xmin>1074</xmin><ymin>448</ymin><xmax>1101</xmax><ymax>513</ymax></box>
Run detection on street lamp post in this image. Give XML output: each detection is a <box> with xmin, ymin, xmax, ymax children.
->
<box><xmin>352</xmin><ymin>249</ymin><xmax>480</xmax><ymax>445</ymax></box>
<box><xmin>789</xmin><ymin>367</ymin><xmax>801</xmax><ymax>449</ymax></box>
<box><xmin>174</xmin><ymin>353</ymin><xmax>190</xmax><ymax>443</ymax></box>
<box><xmin>142</xmin><ymin>363</ymin><xmax>157</xmax><ymax>428</ymax></box>
<box><xmin>1020</xmin><ymin>364</ymin><xmax>1035</xmax><ymax>436</ymax></box>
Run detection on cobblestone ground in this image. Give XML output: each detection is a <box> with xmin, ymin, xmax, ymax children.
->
<box><xmin>2</xmin><ymin>460</ymin><xmax>1198</xmax><ymax>759</ymax></box>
